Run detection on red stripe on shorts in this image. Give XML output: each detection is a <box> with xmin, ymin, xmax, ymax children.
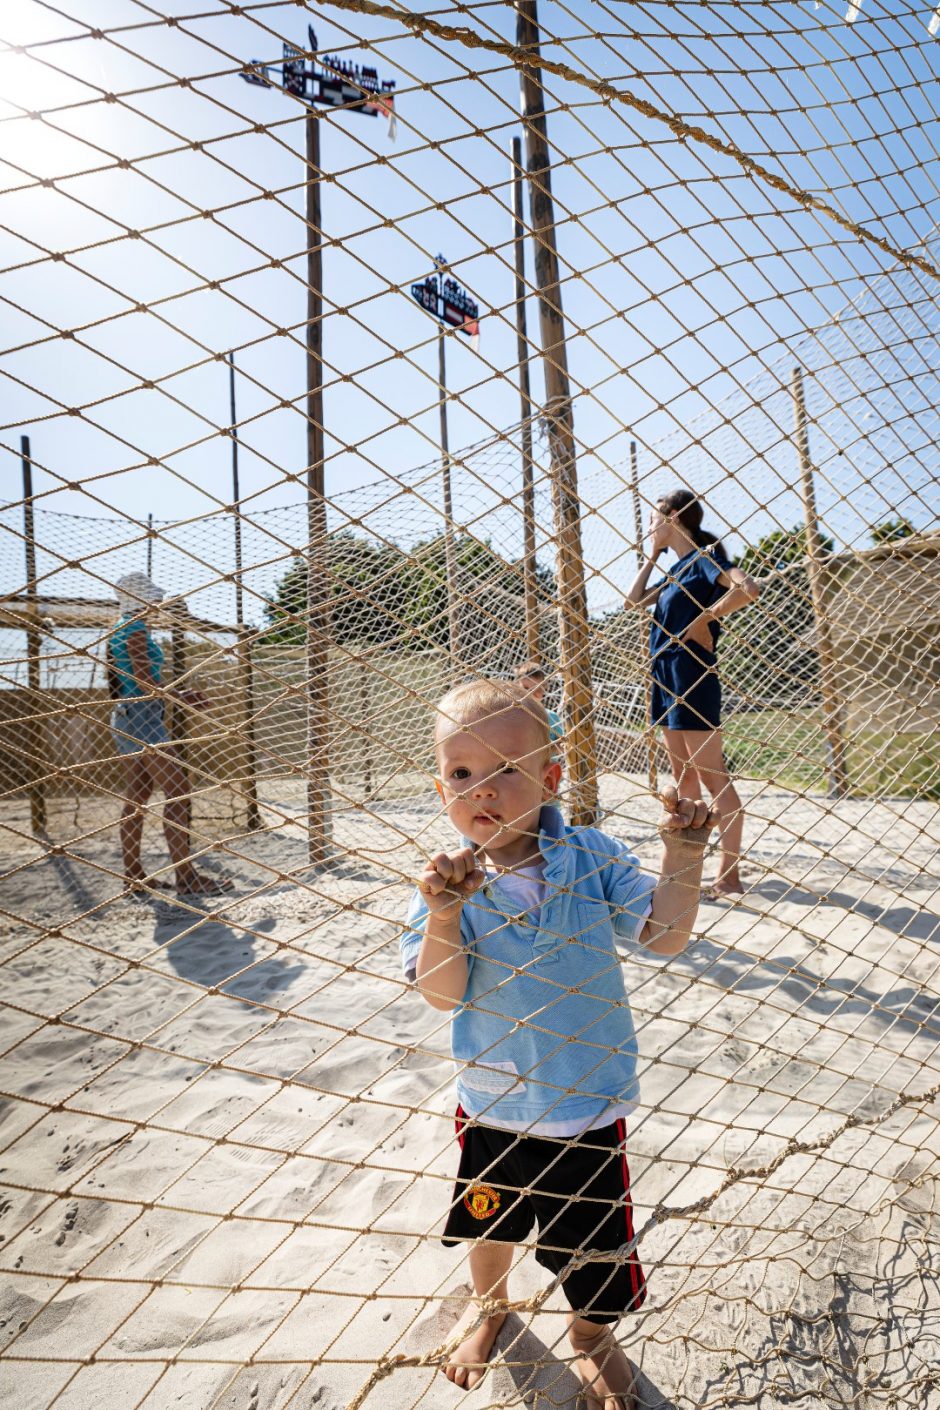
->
<box><xmin>455</xmin><ymin>1104</ymin><xmax>466</xmax><ymax>1149</ymax></box>
<box><xmin>616</xmin><ymin>1118</ymin><xmax>646</xmax><ymax>1309</ymax></box>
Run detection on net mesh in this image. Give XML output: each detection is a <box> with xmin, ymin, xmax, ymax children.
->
<box><xmin>1</xmin><ymin>2</ymin><xmax>939</xmax><ymax>1407</ymax></box>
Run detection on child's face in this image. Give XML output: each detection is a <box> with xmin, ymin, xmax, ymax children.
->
<box><xmin>517</xmin><ymin>675</ymin><xmax>545</xmax><ymax>702</ymax></box>
<box><xmin>436</xmin><ymin>708</ymin><xmax>560</xmax><ymax>860</ymax></box>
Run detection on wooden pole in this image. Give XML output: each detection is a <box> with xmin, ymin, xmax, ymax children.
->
<box><xmin>20</xmin><ymin>435</ymin><xmax>46</xmax><ymax>835</ymax></box>
<box><xmin>631</xmin><ymin>440</ymin><xmax>657</xmax><ymax>793</ymax></box>
<box><xmin>516</xmin><ymin>0</ymin><xmax>598</xmax><ymax>825</ymax></box>
<box><xmin>305</xmin><ymin>106</ymin><xmax>331</xmax><ymax>863</ymax></box>
<box><xmin>512</xmin><ymin>136</ymin><xmax>539</xmax><ymax>664</ymax></box>
<box><xmin>238</xmin><ymin>626</ymin><xmax>261</xmax><ymax>832</ymax></box>
<box><xmin>228</xmin><ymin>351</ymin><xmax>244</xmax><ymax>629</ymax></box>
<box><xmin>438</xmin><ymin>319</ymin><xmax>460</xmax><ymax>675</ymax></box>
<box><xmin>170</xmin><ymin>622</ymin><xmax>192</xmax><ymax>835</ymax></box>
<box><xmin>227</xmin><ymin>351</ymin><xmax>260</xmax><ymax>832</ymax></box>
<box><xmin>791</xmin><ymin>366</ymin><xmax>848</xmax><ymax>798</ymax></box>
<box><xmin>360</xmin><ymin>653</ymin><xmax>373</xmax><ymax>798</ymax></box>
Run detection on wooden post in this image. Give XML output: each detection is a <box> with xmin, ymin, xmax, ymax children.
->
<box><xmin>238</xmin><ymin>628</ymin><xmax>261</xmax><ymax>832</ymax></box>
<box><xmin>516</xmin><ymin>0</ymin><xmax>598</xmax><ymax>825</ymax></box>
<box><xmin>226</xmin><ymin>354</ymin><xmax>260</xmax><ymax>831</ymax></box>
<box><xmin>305</xmin><ymin>106</ymin><xmax>331</xmax><ymax>863</ymax></box>
<box><xmin>360</xmin><ymin>654</ymin><xmax>373</xmax><ymax>797</ymax></box>
<box><xmin>170</xmin><ymin>622</ymin><xmax>192</xmax><ymax>834</ymax></box>
<box><xmin>228</xmin><ymin>351</ymin><xmax>245</xmax><ymax>629</ymax></box>
<box><xmin>20</xmin><ymin>435</ymin><xmax>46</xmax><ymax>835</ymax></box>
<box><xmin>512</xmin><ymin>136</ymin><xmax>539</xmax><ymax>663</ymax></box>
<box><xmin>791</xmin><ymin>366</ymin><xmax>848</xmax><ymax>798</ymax></box>
<box><xmin>631</xmin><ymin>440</ymin><xmax>657</xmax><ymax>793</ymax></box>
<box><xmin>438</xmin><ymin>320</ymin><xmax>460</xmax><ymax>674</ymax></box>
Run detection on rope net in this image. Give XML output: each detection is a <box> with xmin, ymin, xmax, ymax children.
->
<box><xmin>1</xmin><ymin>2</ymin><xmax>938</xmax><ymax>1407</ymax></box>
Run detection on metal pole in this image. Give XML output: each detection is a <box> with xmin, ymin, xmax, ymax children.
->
<box><xmin>146</xmin><ymin>513</ymin><xmax>153</xmax><ymax>579</ymax></box>
<box><xmin>631</xmin><ymin>440</ymin><xmax>657</xmax><ymax>793</ymax></box>
<box><xmin>228</xmin><ymin>350</ymin><xmax>244</xmax><ymax>629</ymax></box>
<box><xmin>305</xmin><ymin>106</ymin><xmax>331</xmax><ymax>863</ymax></box>
<box><xmin>20</xmin><ymin>435</ymin><xmax>46</xmax><ymax>835</ymax></box>
<box><xmin>438</xmin><ymin>320</ymin><xmax>460</xmax><ymax>674</ymax></box>
<box><xmin>513</xmin><ymin>135</ymin><xmax>539</xmax><ymax>664</ymax></box>
<box><xmin>516</xmin><ymin>0</ymin><xmax>598</xmax><ymax>825</ymax></box>
<box><xmin>791</xmin><ymin>366</ymin><xmax>848</xmax><ymax>798</ymax></box>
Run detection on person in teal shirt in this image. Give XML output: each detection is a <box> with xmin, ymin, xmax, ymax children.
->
<box><xmin>108</xmin><ymin>571</ymin><xmax>229</xmax><ymax>897</ymax></box>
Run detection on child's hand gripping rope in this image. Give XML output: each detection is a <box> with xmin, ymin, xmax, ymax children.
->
<box><xmin>655</xmin><ymin>783</ymin><xmax>719</xmax><ymax>849</ymax></box>
<box><xmin>418</xmin><ymin>846</ymin><xmax>485</xmax><ymax>914</ymax></box>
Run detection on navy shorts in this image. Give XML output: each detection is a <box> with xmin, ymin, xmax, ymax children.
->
<box><xmin>442</xmin><ymin>1108</ymin><xmax>646</xmax><ymax>1322</ymax></box>
<box><xmin>111</xmin><ymin>698</ymin><xmax>170</xmax><ymax>755</ymax></box>
<box><xmin>651</xmin><ymin>644</ymin><xmax>721</xmax><ymax>730</ymax></box>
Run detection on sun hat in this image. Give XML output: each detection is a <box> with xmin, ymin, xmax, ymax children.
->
<box><xmin>115</xmin><ymin>571</ymin><xmax>166</xmax><ymax>616</ymax></box>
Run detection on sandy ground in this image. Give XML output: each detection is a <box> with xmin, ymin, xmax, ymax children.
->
<box><xmin>0</xmin><ymin>775</ymin><xmax>938</xmax><ymax>1410</ymax></box>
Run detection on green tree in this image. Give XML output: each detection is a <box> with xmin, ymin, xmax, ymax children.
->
<box><xmin>871</xmin><ymin>517</ymin><xmax>914</xmax><ymax>545</ymax></box>
<box><xmin>262</xmin><ymin>529</ymin><xmax>554</xmax><ymax>655</ymax></box>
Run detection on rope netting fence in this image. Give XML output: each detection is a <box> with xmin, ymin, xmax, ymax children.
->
<box><xmin>1</xmin><ymin>2</ymin><xmax>938</xmax><ymax>1407</ymax></box>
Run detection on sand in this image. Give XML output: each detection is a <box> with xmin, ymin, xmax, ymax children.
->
<box><xmin>0</xmin><ymin>776</ymin><xmax>938</xmax><ymax>1409</ymax></box>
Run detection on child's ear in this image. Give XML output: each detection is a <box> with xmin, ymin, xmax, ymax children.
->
<box><xmin>542</xmin><ymin>760</ymin><xmax>562</xmax><ymax>797</ymax></box>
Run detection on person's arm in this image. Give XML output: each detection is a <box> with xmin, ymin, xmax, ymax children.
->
<box><xmin>626</xmin><ymin>519</ymin><xmax>673</xmax><ymax>610</ymax></box>
<box><xmin>639</xmin><ymin>789</ymin><xmax>717</xmax><ymax>956</ymax></box>
<box><xmin>624</xmin><ymin>556</ymin><xmax>664</xmax><ymax>611</ymax></box>
<box><xmin>414</xmin><ymin>848</ymin><xmax>484</xmax><ymax>1011</ymax></box>
<box><xmin>680</xmin><ymin>567</ymin><xmax>760</xmax><ymax>648</ymax></box>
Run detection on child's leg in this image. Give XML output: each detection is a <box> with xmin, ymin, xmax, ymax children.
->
<box><xmin>444</xmin><ymin>1239</ymin><xmax>514</xmax><ymax>1390</ymax></box>
<box><xmin>567</xmin><ymin>1315</ymin><xmax>635</xmax><ymax>1410</ymax></box>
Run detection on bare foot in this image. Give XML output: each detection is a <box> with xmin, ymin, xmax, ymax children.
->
<box><xmin>442</xmin><ymin>1304</ymin><xmax>507</xmax><ymax>1390</ymax></box>
<box><xmin>176</xmin><ymin>871</ymin><xmax>234</xmax><ymax>896</ymax></box>
<box><xmin>705</xmin><ymin>870</ymin><xmax>745</xmax><ymax>899</ymax></box>
<box><xmin>125</xmin><ymin>873</ymin><xmax>174</xmax><ymax>893</ymax></box>
<box><xmin>575</xmin><ymin>1335</ymin><xmax>635</xmax><ymax>1410</ymax></box>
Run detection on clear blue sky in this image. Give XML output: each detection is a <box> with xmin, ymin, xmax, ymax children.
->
<box><xmin>1</xmin><ymin>0</ymin><xmax>938</xmax><ymax>623</ymax></box>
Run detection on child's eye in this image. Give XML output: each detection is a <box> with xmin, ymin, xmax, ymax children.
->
<box><xmin>450</xmin><ymin>767</ymin><xmax>470</xmax><ymax>781</ymax></box>
<box><xmin>499</xmin><ymin>764</ymin><xmax>517</xmax><ymax>775</ymax></box>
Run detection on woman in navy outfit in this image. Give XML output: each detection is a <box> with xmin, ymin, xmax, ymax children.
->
<box><xmin>626</xmin><ymin>490</ymin><xmax>759</xmax><ymax>896</ymax></box>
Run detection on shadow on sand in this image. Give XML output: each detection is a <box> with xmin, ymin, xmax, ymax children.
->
<box><xmin>154</xmin><ymin>906</ymin><xmax>307</xmax><ymax>998</ymax></box>
<box><xmin>752</xmin><ymin>875</ymin><xmax>940</xmax><ymax>947</ymax></box>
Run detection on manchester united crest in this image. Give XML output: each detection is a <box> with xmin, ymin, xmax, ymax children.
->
<box><xmin>464</xmin><ymin>1183</ymin><xmax>500</xmax><ymax>1220</ymax></box>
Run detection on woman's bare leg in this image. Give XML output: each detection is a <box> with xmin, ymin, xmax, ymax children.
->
<box><xmin>119</xmin><ymin>755</ymin><xmax>153</xmax><ymax>883</ymax></box>
<box><xmin>443</xmin><ymin>1240</ymin><xmax>513</xmax><ymax>1390</ymax></box>
<box><xmin>148</xmin><ymin>749</ymin><xmax>222</xmax><ymax>893</ymax></box>
<box><xmin>662</xmin><ymin>728</ymin><xmax>700</xmax><ymax>799</ymax></box>
<box><xmin>679</xmin><ymin>729</ymin><xmax>744</xmax><ymax>893</ymax></box>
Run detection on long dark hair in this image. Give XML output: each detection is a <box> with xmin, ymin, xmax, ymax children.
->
<box><xmin>658</xmin><ymin>488</ymin><xmax>727</xmax><ymax>560</ymax></box>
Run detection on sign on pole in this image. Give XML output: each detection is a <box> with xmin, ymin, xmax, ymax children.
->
<box><xmin>410</xmin><ymin>255</ymin><xmax>481</xmax><ymax>348</ymax></box>
<box><xmin>241</xmin><ymin>27</ymin><xmax>397</xmax><ymax>136</ymax></box>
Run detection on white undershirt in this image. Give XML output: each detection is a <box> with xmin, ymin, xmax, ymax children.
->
<box><xmin>486</xmin><ymin>860</ymin><xmax>548</xmax><ymax>919</ymax></box>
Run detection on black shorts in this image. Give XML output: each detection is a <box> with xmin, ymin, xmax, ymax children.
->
<box><xmin>442</xmin><ymin>1107</ymin><xmax>646</xmax><ymax>1322</ymax></box>
<box><xmin>651</xmin><ymin>644</ymin><xmax>721</xmax><ymax>730</ymax></box>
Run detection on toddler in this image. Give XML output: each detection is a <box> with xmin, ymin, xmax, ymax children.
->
<box><xmin>401</xmin><ymin>680</ymin><xmax>715</xmax><ymax>1408</ymax></box>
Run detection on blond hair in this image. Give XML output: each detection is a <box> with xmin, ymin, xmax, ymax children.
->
<box><xmin>435</xmin><ymin>678</ymin><xmax>551</xmax><ymax>754</ymax></box>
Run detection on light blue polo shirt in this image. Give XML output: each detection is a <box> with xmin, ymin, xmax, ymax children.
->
<box><xmin>401</xmin><ymin>805</ymin><xmax>656</xmax><ymax>1135</ymax></box>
